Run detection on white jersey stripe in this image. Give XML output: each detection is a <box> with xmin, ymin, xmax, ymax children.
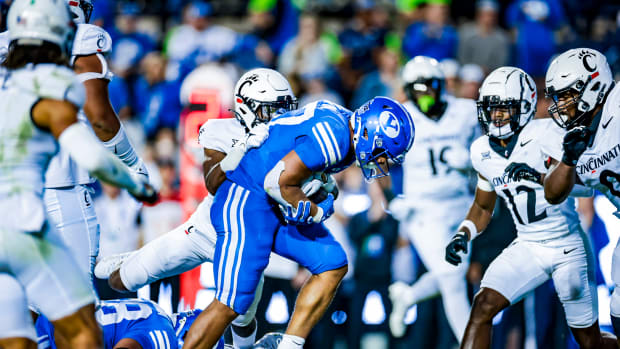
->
<box><xmin>149</xmin><ymin>331</ymin><xmax>159</xmax><ymax>349</ymax></box>
<box><xmin>216</xmin><ymin>184</ymin><xmax>237</xmax><ymax>300</ymax></box>
<box><xmin>316</xmin><ymin>122</ymin><xmax>336</xmax><ymax>165</ymax></box>
<box><xmin>323</xmin><ymin>122</ymin><xmax>342</xmax><ymax>162</ymax></box>
<box><xmin>230</xmin><ymin>188</ymin><xmax>250</xmax><ymax>307</ymax></box>
<box><xmin>222</xmin><ymin>185</ymin><xmax>243</xmax><ymax>305</ymax></box>
<box><xmin>154</xmin><ymin>330</ymin><xmax>166</xmax><ymax>349</ymax></box>
<box><xmin>312</xmin><ymin>126</ymin><xmax>329</xmax><ymax>167</ymax></box>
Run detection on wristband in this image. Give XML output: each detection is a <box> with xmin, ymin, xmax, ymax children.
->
<box><xmin>458</xmin><ymin>220</ymin><xmax>478</xmax><ymax>240</ymax></box>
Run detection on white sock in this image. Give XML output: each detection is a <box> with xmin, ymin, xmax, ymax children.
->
<box><xmin>231</xmin><ymin>324</ymin><xmax>257</xmax><ymax>349</ymax></box>
<box><xmin>405</xmin><ymin>272</ymin><xmax>440</xmax><ymax>305</ymax></box>
<box><xmin>277</xmin><ymin>334</ymin><xmax>305</xmax><ymax>349</ymax></box>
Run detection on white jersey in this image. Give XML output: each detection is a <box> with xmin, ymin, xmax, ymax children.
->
<box><xmin>45</xmin><ymin>24</ymin><xmax>113</xmax><ymax>188</ymax></box>
<box><xmin>193</xmin><ymin>117</ymin><xmax>246</xmax><ymax>230</ymax></box>
<box><xmin>0</xmin><ymin>64</ymin><xmax>84</xmax><ymax>232</ymax></box>
<box><xmin>402</xmin><ymin>95</ymin><xmax>479</xmax><ymax>204</ymax></box>
<box><xmin>471</xmin><ymin>118</ymin><xmax>581</xmax><ymax>241</ymax></box>
<box><xmin>543</xmin><ymin>84</ymin><xmax>620</xmax><ymax>212</ymax></box>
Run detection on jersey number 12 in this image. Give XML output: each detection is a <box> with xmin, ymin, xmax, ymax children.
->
<box><xmin>502</xmin><ymin>186</ymin><xmax>547</xmax><ymax>225</ymax></box>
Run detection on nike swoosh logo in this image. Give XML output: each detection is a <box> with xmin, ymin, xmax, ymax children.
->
<box><xmin>602</xmin><ymin>116</ymin><xmax>613</xmax><ymax>129</ymax></box>
<box><xmin>520</xmin><ymin>139</ymin><xmax>532</xmax><ymax>147</ymax></box>
<box><xmin>563</xmin><ymin>247</ymin><xmax>577</xmax><ymax>255</ymax></box>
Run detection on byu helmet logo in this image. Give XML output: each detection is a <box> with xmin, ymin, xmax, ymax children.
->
<box><xmin>379</xmin><ymin>111</ymin><xmax>400</xmax><ymax>138</ymax></box>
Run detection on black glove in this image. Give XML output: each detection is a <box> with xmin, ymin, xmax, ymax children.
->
<box><xmin>445</xmin><ymin>232</ymin><xmax>469</xmax><ymax>266</ymax></box>
<box><xmin>562</xmin><ymin>126</ymin><xmax>592</xmax><ymax>166</ymax></box>
<box><xmin>504</xmin><ymin>162</ymin><xmax>542</xmax><ymax>184</ymax></box>
<box><xmin>130</xmin><ymin>183</ymin><xmax>159</xmax><ymax>204</ymax></box>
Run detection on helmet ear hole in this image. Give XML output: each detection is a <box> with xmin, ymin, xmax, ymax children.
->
<box><xmin>590</xmin><ymin>81</ymin><xmax>600</xmax><ymax>91</ymax></box>
<box><xmin>362</xmin><ymin>127</ymin><xmax>369</xmax><ymax>140</ymax></box>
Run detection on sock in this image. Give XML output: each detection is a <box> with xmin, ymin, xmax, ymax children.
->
<box><xmin>277</xmin><ymin>334</ymin><xmax>305</xmax><ymax>349</ymax></box>
<box><xmin>405</xmin><ymin>272</ymin><xmax>440</xmax><ymax>305</ymax></box>
<box><xmin>231</xmin><ymin>322</ymin><xmax>257</xmax><ymax>349</ymax></box>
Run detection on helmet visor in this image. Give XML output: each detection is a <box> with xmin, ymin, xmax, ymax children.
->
<box><xmin>256</xmin><ymin>96</ymin><xmax>298</xmax><ymax>122</ymax></box>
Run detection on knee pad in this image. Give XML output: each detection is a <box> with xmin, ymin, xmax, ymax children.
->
<box><xmin>232</xmin><ymin>275</ymin><xmax>264</xmax><ymax>327</ymax></box>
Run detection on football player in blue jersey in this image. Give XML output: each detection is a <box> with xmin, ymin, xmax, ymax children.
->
<box><xmin>35</xmin><ymin>299</ymin><xmax>225</xmax><ymax>349</ymax></box>
<box><xmin>183</xmin><ymin>97</ymin><xmax>415</xmax><ymax>349</ymax></box>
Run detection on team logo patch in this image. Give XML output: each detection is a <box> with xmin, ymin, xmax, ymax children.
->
<box><xmin>481</xmin><ymin>151</ymin><xmax>491</xmax><ymax>161</ymax></box>
<box><xmin>379</xmin><ymin>111</ymin><xmax>400</xmax><ymax>138</ymax></box>
<box><xmin>97</xmin><ymin>34</ymin><xmax>106</xmax><ymax>49</ymax></box>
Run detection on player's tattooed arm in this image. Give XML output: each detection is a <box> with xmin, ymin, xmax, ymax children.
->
<box><xmin>203</xmin><ymin>148</ymin><xmax>227</xmax><ymax>195</ymax></box>
<box><xmin>543</xmin><ymin>157</ymin><xmax>576</xmax><ymax>204</ymax></box>
<box><xmin>73</xmin><ymin>54</ymin><xmax>120</xmax><ymax>141</ymax></box>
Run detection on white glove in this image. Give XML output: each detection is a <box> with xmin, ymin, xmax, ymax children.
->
<box><xmin>388</xmin><ymin>195</ymin><xmax>413</xmax><ymax>221</ymax></box>
<box><xmin>443</xmin><ymin>146</ymin><xmax>471</xmax><ymax>171</ymax></box>
<box><xmin>302</xmin><ymin>178</ymin><xmax>323</xmax><ymax>197</ymax></box>
<box><xmin>245</xmin><ymin>123</ymin><xmax>269</xmax><ymax>150</ymax></box>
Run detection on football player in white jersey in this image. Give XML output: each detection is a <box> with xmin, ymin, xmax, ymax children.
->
<box><xmin>40</xmin><ymin>0</ymin><xmax>149</xmax><ymax>281</ymax></box>
<box><xmin>445</xmin><ymin>66</ymin><xmax>615</xmax><ymax>348</ymax></box>
<box><xmin>538</xmin><ymin>48</ymin><xmax>620</xmax><ymax>342</ymax></box>
<box><xmin>94</xmin><ymin>68</ymin><xmax>300</xmax><ymax>349</ymax></box>
<box><xmin>387</xmin><ymin>55</ymin><xmax>478</xmax><ymax>341</ymax></box>
<box><xmin>0</xmin><ymin>0</ymin><xmax>155</xmax><ymax>348</ymax></box>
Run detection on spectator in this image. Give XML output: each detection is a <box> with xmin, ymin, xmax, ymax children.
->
<box><xmin>298</xmin><ymin>75</ymin><xmax>344</xmax><ymax>107</ymax></box>
<box><xmin>247</xmin><ymin>0</ymin><xmax>299</xmax><ymax>58</ymax></box>
<box><xmin>458</xmin><ymin>0</ymin><xmax>510</xmax><ymax>73</ymax></box>
<box><xmin>347</xmin><ymin>182</ymin><xmax>399</xmax><ymax>349</ymax></box>
<box><xmin>351</xmin><ymin>47</ymin><xmax>400</xmax><ymax>109</ymax></box>
<box><xmin>110</xmin><ymin>2</ymin><xmax>156</xmax><ymax>75</ymax></box>
<box><xmin>338</xmin><ymin>0</ymin><xmax>390</xmax><ymax>90</ymax></box>
<box><xmin>278</xmin><ymin>14</ymin><xmax>329</xmax><ymax>79</ymax></box>
<box><xmin>506</xmin><ymin>0</ymin><xmax>567</xmax><ymax>78</ymax></box>
<box><xmin>164</xmin><ymin>1</ymin><xmax>239</xmax><ymax>81</ymax></box>
<box><xmin>439</xmin><ymin>58</ymin><xmax>460</xmax><ymax>96</ymax></box>
<box><xmin>457</xmin><ymin>63</ymin><xmax>484</xmax><ymax>99</ymax></box>
<box><xmin>402</xmin><ymin>0</ymin><xmax>458</xmax><ymax>61</ymax></box>
<box><xmin>134</xmin><ymin>52</ymin><xmax>182</xmax><ymax>138</ymax></box>
<box><xmin>94</xmin><ymin>183</ymin><xmax>142</xmax><ymax>299</ymax></box>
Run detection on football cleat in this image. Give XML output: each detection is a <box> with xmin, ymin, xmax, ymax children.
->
<box><xmin>253</xmin><ymin>332</ymin><xmax>283</xmax><ymax>349</ymax></box>
<box><xmin>94</xmin><ymin>252</ymin><xmax>134</xmax><ymax>279</ymax></box>
<box><xmin>388</xmin><ymin>281</ymin><xmax>414</xmax><ymax>338</ymax></box>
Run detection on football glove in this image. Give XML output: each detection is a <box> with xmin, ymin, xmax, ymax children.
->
<box><xmin>445</xmin><ymin>232</ymin><xmax>468</xmax><ymax>266</ymax></box>
<box><xmin>504</xmin><ymin>162</ymin><xmax>541</xmax><ymax>184</ymax></box>
<box><xmin>283</xmin><ymin>200</ymin><xmax>313</xmax><ymax>225</ymax></box>
<box><xmin>562</xmin><ymin>126</ymin><xmax>591</xmax><ymax>166</ymax></box>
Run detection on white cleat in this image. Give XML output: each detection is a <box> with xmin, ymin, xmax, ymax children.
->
<box><xmin>389</xmin><ymin>281</ymin><xmax>414</xmax><ymax>338</ymax></box>
<box><xmin>94</xmin><ymin>252</ymin><xmax>134</xmax><ymax>279</ymax></box>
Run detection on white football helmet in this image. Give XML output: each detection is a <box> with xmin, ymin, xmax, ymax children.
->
<box><xmin>478</xmin><ymin>67</ymin><xmax>537</xmax><ymax>139</ymax></box>
<box><xmin>402</xmin><ymin>56</ymin><xmax>446</xmax><ymax>114</ymax></box>
<box><xmin>234</xmin><ymin>68</ymin><xmax>297</xmax><ymax>129</ymax></box>
<box><xmin>66</xmin><ymin>0</ymin><xmax>93</xmax><ymax>24</ymax></box>
<box><xmin>545</xmin><ymin>48</ymin><xmax>614</xmax><ymax>128</ymax></box>
<box><xmin>8</xmin><ymin>0</ymin><xmax>75</xmax><ymax>56</ymax></box>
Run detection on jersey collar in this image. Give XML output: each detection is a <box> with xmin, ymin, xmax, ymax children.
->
<box><xmin>489</xmin><ymin>133</ymin><xmax>519</xmax><ymax>159</ymax></box>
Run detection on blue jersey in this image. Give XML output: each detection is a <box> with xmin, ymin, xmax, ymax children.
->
<box><xmin>36</xmin><ymin>299</ymin><xmax>178</xmax><ymax>349</ymax></box>
<box><xmin>228</xmin><ymin>100</ymin><xmax>354</xmax><ymax>194</ymax></box>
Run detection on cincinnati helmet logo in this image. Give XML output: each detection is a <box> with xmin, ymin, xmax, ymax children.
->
<box><xmin>578</xmin><ymin>50</ymin><xmax>597</xmax><ymax>72</ymax></box>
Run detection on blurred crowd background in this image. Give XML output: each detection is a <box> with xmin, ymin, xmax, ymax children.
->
<box><xmin>35</xmin><ymin>0</ymin><xmax>620</xmax><ymax>347</ymax></box>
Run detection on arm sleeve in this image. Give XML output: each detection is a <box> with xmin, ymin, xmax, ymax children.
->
<box><xmin>59</xmin><ymin>123</ymin><xmax>142</xmax><ymax>193</ymax></box>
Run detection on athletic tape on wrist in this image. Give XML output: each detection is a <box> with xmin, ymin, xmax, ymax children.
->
<box><xmin>458</xmin><ymin>220</ymin><xmax>478</xmax><ymax>240</ymax></box>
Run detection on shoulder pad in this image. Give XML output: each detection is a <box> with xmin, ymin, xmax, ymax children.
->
<box><xmin>469</xmin><ymin>136</ymin><xmax>488</xmax><ymax>173</ymax></box>
<box><xmin>13</xmin><ymin>64</ymin><xmax>85</xmax><ymax>108</ymax></box>
<box><xmin>198</xmin><ymin>118</ymin><xmax>245</xmax><ymax>153</ymax></box>
<box><xmin>72</xmin><ymin>24</ymin><xmax>112</xmax><ymax>57</ymax></box>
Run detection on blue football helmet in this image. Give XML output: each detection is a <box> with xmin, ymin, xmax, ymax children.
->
<box><xmin>352</xmin><ymin>96</ymin><xmax>415</xmax><ymax>179</ymax></box>
<box><xmin>172</xmin><ymin>309</ymin><xmax>226</xmax><ymax>349</ymax></box>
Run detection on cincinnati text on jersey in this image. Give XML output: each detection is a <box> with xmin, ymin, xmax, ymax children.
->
<box><xmin>576</xmin><ymin>144</ymin><xmax>620</xmax><ymax>175</ymax></box>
